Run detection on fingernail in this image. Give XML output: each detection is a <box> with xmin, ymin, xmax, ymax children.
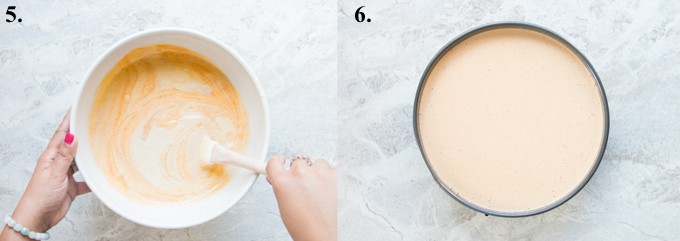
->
<box><xmin>266</xmin><ymin>176</ymin><xmax>271</xmax><ymax>185</ymax></box>
<box><xmin>64</xmin><ymin>132</ymin><xmax>74</xmax><ymax>145</ymax></box>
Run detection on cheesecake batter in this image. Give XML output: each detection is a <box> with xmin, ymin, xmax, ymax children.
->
<box><xmin>89</xmin><ymin>44</ymin><xmax>248</xmax><ymax>203</ymax></box>
<box><xmin>418</xmin><ymin>28</ymin><xmax>605</xmax><ymax>212</ymax></box>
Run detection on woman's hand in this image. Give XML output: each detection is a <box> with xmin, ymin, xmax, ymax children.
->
<box><xmin>266</xmin><ymin>155</ymin><xmax>337</xmax><ymax>241</ymax></box>
<box><xmin>1</xmin><ymin>111</ymin><xmax>90</xmax><ymax>240</ymax></box>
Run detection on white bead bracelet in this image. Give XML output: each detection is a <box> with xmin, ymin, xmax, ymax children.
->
<box><xmin>4</xmin><ymin>214</ymin><xmax>50</xmax><ymax>240</ymax></box>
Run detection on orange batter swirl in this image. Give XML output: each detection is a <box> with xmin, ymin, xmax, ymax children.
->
<box><xmin>89</xmin><ymin>44</ymin><xmax>248</xmax><ymax>203</ymax></box>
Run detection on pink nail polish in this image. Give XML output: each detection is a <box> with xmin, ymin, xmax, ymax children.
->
<box><xmin>64</xmin><ymin>132</ymin><xmax>74</xmax><ymax>145</ymax></box>
<box><xmin>266</xmin><ymin>176</ymin><xmax>271</xmax><ymax>185</ymax></box>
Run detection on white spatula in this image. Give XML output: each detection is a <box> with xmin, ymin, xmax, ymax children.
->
<box><xmin>199</xmin><ymin>136</ymin><xmax>266</xmax><ymax>174</ymax></box>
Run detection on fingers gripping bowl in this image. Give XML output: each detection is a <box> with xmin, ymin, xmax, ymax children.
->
<box><xmin>71</xmin><ymin>29</ymin><xmax>269</xmax><ymax>228</ymax></box>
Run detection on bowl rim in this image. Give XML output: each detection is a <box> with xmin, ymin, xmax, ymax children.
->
<box><xmin>71</xmin><ymin>28</ymin><xmax>270</xmax><ymax>228</ymax></box>
<box><xmin>412</xmin><ymin>21</ymin><xmax>610</xmax><ymax>217</ymax></box>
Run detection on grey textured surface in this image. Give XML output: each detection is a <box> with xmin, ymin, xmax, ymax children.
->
<box><xmin>339</xmin><ymin>0</ymin><xmax>680</xmax><ymax>240</ymax></box>
<box><xmin>4</xmin><ymin>0</ymin><xmax>680</xmax><ymax>240</ymax></box>
<box><xmin>0</xmin><ymin>0</ymin><xmax>335</xmax><ymax>240</ymax></box>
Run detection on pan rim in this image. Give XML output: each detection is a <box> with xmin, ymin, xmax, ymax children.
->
<box><xmin>412</xmin><ymin>21</ymin><xmax>610</xmax><ymax>217</ymax></box>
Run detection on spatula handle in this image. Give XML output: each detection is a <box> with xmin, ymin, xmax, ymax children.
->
<box><xmin>212</xmin><ymin>144</ymin><xmax>267</xmax><ymax>174</ymax></box>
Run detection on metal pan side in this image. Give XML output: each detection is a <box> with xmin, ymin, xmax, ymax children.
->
<box><xmin>413</xmin><ymin>21</ymin><xmax>610</xmax><ymax>217</ymax></box>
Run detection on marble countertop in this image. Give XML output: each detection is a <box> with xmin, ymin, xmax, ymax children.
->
<box><xmin>339</xmin><ymin>0</ymin><xmax>680</xmax><ymax>240</ymax></box>
<box><xmin>3</xmin><ymin>0</ymin><xmax>680</xmax><ymax>240</ymax></box>
<box><xmin>0</xmin><ymin>0</ymin><xmax>335</xmax><ymax>240</ymax></box>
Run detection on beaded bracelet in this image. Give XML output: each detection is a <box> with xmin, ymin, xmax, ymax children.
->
<box><xmin>3</xmin><ymin>214</ymin><xmax>50</xmax><ymax>240</ymax></box>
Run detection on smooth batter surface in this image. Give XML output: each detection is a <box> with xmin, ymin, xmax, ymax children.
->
<box><xmin>89</xmin><ymin>44</ymin><xmax>248</xmax><ymax>203</ymax></box>
<box><xmin>418</xmin><ymin>28</ymin><xmax>605</xmax><ymax>212</ymax></box>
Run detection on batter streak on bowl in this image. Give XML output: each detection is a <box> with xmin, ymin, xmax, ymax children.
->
<box><xmin>89</xmin><ymin>44</ymin><xmax>248</xmax><ymax>203</ymax></box>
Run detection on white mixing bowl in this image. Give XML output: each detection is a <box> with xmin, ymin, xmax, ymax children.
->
<box><xmin>71</xmin><ymin>28</ymin><xmax>269</xmax><ymax>228</ymax></box>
